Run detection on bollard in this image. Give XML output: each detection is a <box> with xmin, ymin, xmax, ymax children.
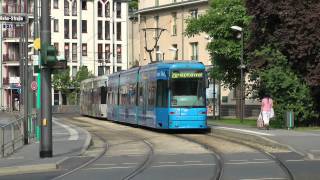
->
<box><xmin>286</xmin><ymin>111</ymin><xmax>294</xmax><ymax>130</ymax></box>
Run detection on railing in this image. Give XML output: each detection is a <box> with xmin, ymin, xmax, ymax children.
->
<box><xmin>3</xmin><ymin>54</ymin><xmax>19</xmax><ymax>62</ymax></box>
<box><xmin>0</xmin><ymin>114</ymin><xmax>36</xmax><ymax>157</ymax></box>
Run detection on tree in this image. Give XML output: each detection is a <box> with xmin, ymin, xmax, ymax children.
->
<box><xmin>52</xmin><ymin>66</ymin><xmax>93</xmax><ymax>105</ymax></box>
<box><xmin>246</xmin><ymin>0</ymin><xmax>320</xmax><ymax>119</ymax></box>
<box><xmin>185</xmin><ymin>0</ymin><xmax>251</xmax><ymax>88</ymax></box>
<box><xmin>249</xmin><ymin>46</ymin><xmax>316</xmax><ymax>126</ymax></box>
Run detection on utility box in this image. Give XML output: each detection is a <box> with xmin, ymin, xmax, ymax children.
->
<box><xmin>286</xmin><ymin>111</ymin><xmax>294</xmax><ymax>129</ymax></box>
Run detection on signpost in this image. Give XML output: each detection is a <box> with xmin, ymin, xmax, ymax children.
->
<box><xmin>0</xmin><ymin>14</ymin><xmax>28</xmax><ymax>23</ymax></box>
<box><xmin>31</xmin><ymin>81</ymin><xmax>37</xmax><ymax>91</ymax></box>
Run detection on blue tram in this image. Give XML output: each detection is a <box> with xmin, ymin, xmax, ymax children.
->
<box><xmin>80</xmin><ymin>61</ymin><xmax>208</xmax><ymax>129</ymax></box>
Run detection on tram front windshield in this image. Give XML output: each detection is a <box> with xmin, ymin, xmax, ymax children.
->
<box><xmin>170</xmin><ymin>72</ymin><xmax>205</xmax><ymax>108</ymax></box>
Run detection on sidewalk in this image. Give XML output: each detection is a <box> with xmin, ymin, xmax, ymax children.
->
<box><xmin>0</xmin><ymin>117</ymin><xmax>91</xmax><ymax>176</ymax></box>
<box><xmin>209</xmin><ymin>120</ymin><xmax>320</xmax><ymax>160</ymax></box>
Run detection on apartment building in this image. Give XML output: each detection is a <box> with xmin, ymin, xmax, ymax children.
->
<box><xmin>0</xmin><ymin>0</ymin><xmax>129</xmax><ymax>109</ymax></box>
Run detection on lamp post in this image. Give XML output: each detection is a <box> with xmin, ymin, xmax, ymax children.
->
<box><xmin>231</xmin><ymin>25</ymin><xmax>245</xmax><ymax>123</ymax></box>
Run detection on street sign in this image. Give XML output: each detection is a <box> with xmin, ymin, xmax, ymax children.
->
<box><xmin>2</xmin><ymin>23</ymin><xmax>14</xmax><ymax>29</ymax></box>
<box><xmin>31</xmin><ymin>81</ymin><xmax>37</xmax><ymax>91</ymax></box>
<box><xmin>0</xmin><ymin>14</ymin><xmax>27</xmax><ymax>23</ymax></box>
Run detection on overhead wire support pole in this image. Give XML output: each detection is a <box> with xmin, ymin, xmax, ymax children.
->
<box><xmin>23</xmin><ymin>0</ymin><xmax>29</xmax><ymax>144</ymax></box>
<box><xmin>40</xmin><ymin>0</ymin><xmax>53</xmax><ymax>158</ymax></box>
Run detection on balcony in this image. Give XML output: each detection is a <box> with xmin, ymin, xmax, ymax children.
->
<box><xmin>3</xmin><ymin>77</ymin><xmax>9</xmax><ymax>85</ymax></box>
<box><xmin>2</xmin><ymin>4</ymin><xmax>34</xmax><ymax>14</ymax></box>
<box><xmin>3</xmin><ymin>54</ymin><xmax>19</xmax><ymax>63</ymax></box>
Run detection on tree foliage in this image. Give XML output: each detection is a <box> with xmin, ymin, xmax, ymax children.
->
<box><xmin>246</xmin><ymin>0</ymin><xmax>320</xmax><ymax>86</ymax></box>
<box><xmin>185</xmin><ymin>0</ymin><xmax>251</xmax><ymax>88</ymax></box>
<box><xmin>52</xmin><ymin>66</ymin><xmax>93</xmax><ymax>105</ymax></box>
<box><xmin>249</xmin><ymin>46</ymin><xmax>316</xmax><ymax>126</ymax></box>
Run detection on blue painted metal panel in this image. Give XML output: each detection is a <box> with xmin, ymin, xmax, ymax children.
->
<box><xmin>155</xmin><ymin>108</ymin><xmax>169</xmax><ymax>129</ymax></box>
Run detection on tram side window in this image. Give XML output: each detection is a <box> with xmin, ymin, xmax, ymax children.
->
<box><xmin>138</xmin><ymin>83</ymin><xmax>143</xmax><ymax>106</ymax></box>
<box><xmin>120</xmin><ymin>85</ymin><xmax>128</xmax><ymax>105</ymax></box>
<box><xmin>156</xmin><ymin>80</ymin><xmax>168</xmax><ymax>107</ymax></box>
<box><xmin>148</xmin><ymin>81</ymin><xmax>156</xmax><ymax>107</ymax></box>
<box><xmin>100</xmin><ymin>86</ymin><xmax>106</xmax><ymax>104</ymax></box>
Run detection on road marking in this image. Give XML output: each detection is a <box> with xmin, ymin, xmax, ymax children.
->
<box><xmin>286</xmin><ymin>159</ymin><xmax>305</xmax><ymax>162</ymax></box>
<box><xmin>229</xmin><ymin>160</ymin><xmax>248</xmax><ymax>162</ymax></box>
<box><xmin>183</xmin><ymin>160</ymin><xmax>202</xmax><ymax>163</ymax></box>
<box><xmin>214</xmin><ymin>126</ymin><xmax>274</xmax><ymax>136</ymax></box>
<box><xmin>122</xmin><ymin>162</ymin><xmax>138</xmax><ymax>165</ymax></box>
<box><xmin>240</xmin><ymin>178</ymin><xmax>287</xmax><ymax>180</ymax></box>
<box><xmin>152</xmin><ymin>163</ymin><xmax>216</xmax><ymax>168</ymax></box>
<box><xmin>5</xmin><ymin>156</ymin><xmax>24</xmax><ymax>160</ymax></box>
<box><xmin>158</xmin><ymin>162</ymin><xmax>176</xmax><ymax>164</ymax></box>
<box><xmin>53</xmin><ymin>119</ymin><xmax>79</xmax><ymax>140</ymax></box>
<box><xmin>85</xmin><ymin>166</ymin><xmax>134</xmax><ymax>170</ymax></box>
<box><xmin>104</xmin><ymin>154</ymin><xmax>145</xmax><ymax>157</ymax></box>
<box><xmin>226</xmin><ymin>161</ymin><xmax>274</xmax><ymax>165</ymax></box>
<box><xmin>254</xmin><ymin>159</ymin><xmax>269</xmax><ymax>161</ymax></box>
<box><xmin>93</xmin><ymin>164</ymin><xmax>117</xmax><ymax>166</ymax></box>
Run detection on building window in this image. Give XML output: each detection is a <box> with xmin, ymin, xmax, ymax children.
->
<box><xmin>64</xmin><ymin>0</ymin><xmax>69</xmax><ymax>16</ymax></box>
<box><xmin>72</xmin><ymin>43</ymin><xmax>77</xmax><ymax>62</ymax></box>
<box><xmin>190</xmin><ymin>9</ymin><xmax>198</xmax><ymax>19</ymax></box>
<box><xmin>155</xmin><ymin>0</ymin><xmax>159</xmax><ymax>6</ymax></box>
<box><xmin>117</xmin><ymin>45</ymin><xmax>122</xmax><ymax>63</ymax></box>
<box><xmin>82</xmin><ymin>0</ymin><xmax>87</xmax><ymax>10</ymax></box>
<box><xmin>53</xmin><ymin>19</ymin><xmax>59</xmax><ymax>32</ymax></box>
<box><xmin>98</xmin><ymin>1</ymin><xmax>102</xmax><ymax>17</ymax></box>
<box><xmin>72</xmin><ymin>0</ymin><xmax>77</xmax><ymax>16</ymax></box>
<box><xmin>116</xmin><ymin>22</ymin><xmax>121</xmax><ymax>40</ymax></box>
<box><xmin>54</xmin><ymin>43</ymin><xmax>59</xmax><ymax>53</ymax></box>
<box><xmin>105</xmin><ymin>21</ymin><xmax>110</xmax><ymax>40</ymax></box>
<box><xmin>54</xmin><ymin>0</ymin><xmax>58</xmax><ymax>9</ymax></box>
<box><xmin>64</xmin><ymin>19</ymin><xmax>69</xmax><ymax>39</ymax></box>
<box><xmin>105</xmin><ymin>2</ymin><xmax>110</xmax><ymax>17</ymax></box>
<box><xmin>105</xmin><ymin>44</ymin><xmax>110</xmax><ymax>63</ymax></box>
<box><xmin>72</xmin><ymin>20</ymin><xmax>77</xmax><ymax>39</ymax></box>
<box><xmin>117</xmin><ymin>67</ymin><xmax>122</xmax><ymax>72</ymax></box>
<box><xmin>98</xmin><ymin>66</ymin><xmax>104</xmax><ymax>76</ymax></box>
<box><xmin>54</xmin><ymin>43</ymin><xmax>59</xmax><ymax>54</ymax></box>
<box><xmin>82</xmin><ymin>43</ymin><xmax>87</xmax><ymax>56</ymax></box>
<box><xmin>64</xmin><ymin>43</ymin><xmax>70</xmax><ymax>62</ymax></box>
<box><xmin>190</xmin><ymin>42</ymin><xmax>198</xmax><ymax>60</ymax></box>
<box><xmin>116</xmin><ymin>2</ymin><xmax>121</xmax><ymax>18</ymax></box>
<box><xmin>106</xmin><ymin>66</ymin><xmax>110</xmax><ymax>74</ymax></box>
<box><xmin>172</xmin><ymin>44</ymin><xmax>178</xmax><ymax>60</ymax></box>
<box><xmin>98</xmin><ymin>44</ymin><xmax>103</xmax><ymax>60</ymax></box>
<box><xmin>172</xmin><ymin>12</ymin><xmax>177</xmax><ymax>36</ymax></box>
<box><xmin>72</xmin><ymin>66</ymin><xmax>77</xmax><ymax>78</ymax></box>
<box><xmin>82</xmin><ymin>20</ymin><xmax>87</xmax><ymax>33</ymax></box>
<box><xmin>98</xmin><ymin>21</ymin><xmax>103</xmax><ymax>40</ymax></box>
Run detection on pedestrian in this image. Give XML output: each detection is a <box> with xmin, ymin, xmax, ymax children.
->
<box><xmin>260</xmin><ymin>94</ymin><xmax>273</xmax><ymax>130</ymax></box>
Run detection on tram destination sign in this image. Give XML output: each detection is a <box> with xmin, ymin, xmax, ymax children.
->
<box><xmin>171</xmin><ymin>72</ymin><xmax>203</xmax><ymax>79</ymax></box>
<box><xmin>0</xmin><ymin>14</ymin><xmax>27</xmax><ymax>23</ymax></box>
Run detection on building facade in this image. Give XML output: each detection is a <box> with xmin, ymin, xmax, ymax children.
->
<box><xmin>0</xmin><ymin>0</ymin><xmax>129</xmax><ymax>109</ymax></box>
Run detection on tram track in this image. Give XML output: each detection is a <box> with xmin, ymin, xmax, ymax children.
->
<box><xmin>52</xmin><ymin>116</ymin><xmax>155</xmax><ymax>180</ymax></box>
<box><xmin>175</xmin><ymin>132</ymin><xmax>294</xmax><ymax>180</ymax></box>
<box><xmin>173</xmin><ymin>134</ymin><xmax>224</xmax><ymax>180</ymax></box>
<box><xmin>206</xmin><ymin>132</ymin><xmax>294</xmax><ymax>180</ymax></box>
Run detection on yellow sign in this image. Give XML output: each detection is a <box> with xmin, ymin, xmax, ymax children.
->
<box><xmin>171</xmin><ymin>72</ymin><xmax>203</xmax><ymax>79</ymax></box>
<box><xmin>42</xmin><ymin>118</ymin><xmax>47</xmax><ymax>126</ymax></box>
<box><xmin>34</xmin><ymin>38</ymin><xmax>41</xmax><ymax>50</ymax></box>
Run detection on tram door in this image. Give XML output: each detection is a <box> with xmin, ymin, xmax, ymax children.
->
<box><xmin>138</xmin><ymin>80</ymin><xmax>147</xmax><ymax>125</ymax></box>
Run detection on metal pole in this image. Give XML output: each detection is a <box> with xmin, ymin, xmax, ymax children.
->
<box><xmin>240</xmin><ymin>31</ymin><xmax>244</xmax><ymax>123</ymax></box>
<box><xmin>34</xmin><ymin>0</ymin><xmax>41</xmax><ymax>141</ymax></box>
<box><xmin>0</xmin><ymin>0</ymin><xmax>3</xmax><ymax>108</ymax></box>
<box><xmin>23</xmin><ymin>13</ymin><xmax>29</xmax><ymax>144</ymax></box>
<box><xmin>112</xmin><ymin>1</ymin><xmax>115</xmax><ymax>73</ymax></box>
<box><xmin>40</xmin><ymin>0</ymin><xmax>52</xmax><ymax>158</ymax></box>
<box><xmin>79</xmin><ymin>0</ymin><xmax>82</xmax><ymax>66</ymax></box>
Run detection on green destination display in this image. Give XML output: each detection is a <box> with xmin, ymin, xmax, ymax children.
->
<box><xmin>171</xmin><ymin>72</ymin><xmax>203</xmax><ymax>78</ymax></box>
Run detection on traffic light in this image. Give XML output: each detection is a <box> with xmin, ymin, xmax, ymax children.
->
<box><xmin>45</xmin><ymin>45</ymin><xmax>58</xmax><ymax>65</ymax></box>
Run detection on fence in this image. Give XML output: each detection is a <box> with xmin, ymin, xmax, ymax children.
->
<box><xmin>0</xmin><ymin>114</ymin><xmax>36</xmax><ymax>157</ymax></box>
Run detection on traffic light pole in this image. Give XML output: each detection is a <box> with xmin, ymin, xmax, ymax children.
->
<box><xmin>40</xmin><ymin>0</ymin><xmax>52</xmax><ymax>158</ymax></box>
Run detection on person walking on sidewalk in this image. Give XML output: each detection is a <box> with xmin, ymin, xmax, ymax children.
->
<box><xmin>261</xmin><ymin>94</ymin><xmax>273</xmax><ymax>130</ymax></box>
